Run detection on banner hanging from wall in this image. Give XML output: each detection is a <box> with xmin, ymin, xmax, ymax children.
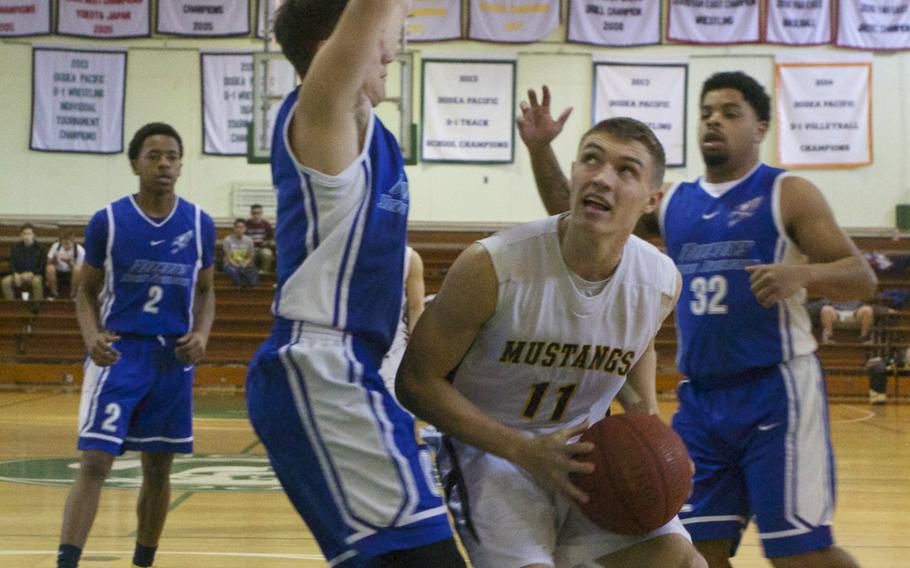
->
<box><xmin>766</xmin><ymin>0</ymin><xmax>832</xmax><ymax>46</ymax></box>
<box><xmin>421</xmin><ymin>59</ymin><xmax>515</xmax><ymax>163</ymax></box>
<box><xmin>775</xmin><ymin>56</ymin><xmax>872</xmax><ymax>168</ymax></box>
<box><xmin>157</xmin><ymin>0</ymin><xmax>250</xmax><ymax>37</ymax></box>
<box><xmin>201</xmin><ymin>52</ymin><xmax>254</xmax><ymax>156</ymax></box>
<box><xmin>837</xmin><ymin>0</ymin><xmax>910</xmax><ymax>51</ymax></box>
<box><xmin>57</xmin><ymin>0</ymin><xmax>150</xmax><ymax>39</ymax></box>
<box><xmin>593</xmin><ymin>62</ymin><xmax>688</xmax><ymax>167</ymax></box>
<box><xmin>31</xmin><ymin>47</ymin><xmax>126</xmax><ymax>154</ymax></box>
<box><xmin>407</xmin><ymin>0</ymin><xmax>462</xmax><ymax>42</ymax></box>
<box><xmin>0</xmin><ymin>0</ymin><xmax>51</xmax><ymax>37</ymax></box>
<box><xmin>468</xmin><ymin>0</ymin><xmax>560</xmax><ymax>43</ymax></box>
<box><xmin>667</xmin><ymin>0</ymin><xmax>759</xmax><ymax>45</ymax></box>
<box><xmin>255</xmin><ymin>0</ymin><xmax>286</xmax><ymax>39</ymax></box>
<box><xmin>567</xmin><ymin>0</ymin><xmax>661</xmax><ymax>47</ymax></box>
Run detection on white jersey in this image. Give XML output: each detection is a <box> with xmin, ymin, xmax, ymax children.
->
<box><xmin>451</xmin><ymin>215</ymin><xmax>678</xmax><ymax>435</ymax></box>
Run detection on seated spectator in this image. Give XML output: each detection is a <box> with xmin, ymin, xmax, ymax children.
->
<box><xmin>245</xmin><ymin>204</ymin><xmax>274</xmax><ymax>274</ymax></box>
<box><xmin>807</xmin><ymin>298</ymin><xmax>876</xmax><ymax>344</ymax></box>
<box><xmin>1</xmin><ymin>223</ymin><xmax>45</xmax><ymax>301</ymax></box>
<box><xmin>379</xmin><ymin>247</ymin><xmax>425</xmax><ymax>396</ymax></box>
<box><xmin>46</xmin><ymin>231</ymin><xmax>85</xmax><ymax>299</ymax></box>
<box><xmin>223</xmin><ymin>219</ymin><xmax>259</xmax><ymax>288</ymax></box>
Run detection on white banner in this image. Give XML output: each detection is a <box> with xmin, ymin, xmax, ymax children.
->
<box><xmin>202</xmin><ymin>53</ymin><xmax>254</xmax><ymax>156</ymax></box>
<box><xmin>255</xmin><ymin>0</ymin><xmax>285</xmax><ymax>39</ymax></box>
<box><xmin>837</xmin><ymin>0</ymin><xmax>910</xmax><ymax>51</ymax></box>
<box><xmin>593</xmin><ymin>63</ymin><xmax>688</xmax><ymax>167</ymax></box>
<box><xmin>0</xmin><ymin>0</ymin><xmax>51</xmax><ymax>37</ymax></box>
<box><xmin>57</xmin><ymin>0</ymin><xmax>150</xmax><ymax>39</ymax></box>
<box><xmin>157</xmin><ymin>0</ymin><xmax>250</xmax><ymax>37</ymax></box>
<box><xmin>667</xmin><ymin>0</ymin><xmax>759</xmax><ymax>45</ymax></box>
<box><xmin>776</xmin><ymin>62</ymin><xmax>872</xmax><ymax>168</ymax></box>
<box><xmin>567</xmin><ymin>0</ymin><xmax>661</xmax><ymax>46</ymax></box>
<box><xmin>421</xmin><ymin>59</ymin><xmax>515</xmax><ymax>163</ymax></box>
<box><xmin>407</xmin><ymin>0</ymin><xmax>462</xmax><ymax>42</ymax></box>
<box><xmin>767</xmin><ymin>0</ymin><xmax>832</xmax><ymax>46</ymax></box>
<box><xmin>31</xmin><ymin>48</ymin><xmax>126</xmax><ymax>154</ymax></box>
<box><xmin>468</xmin><ymin>0</ymin><xmax>560</xmax><ymax>43</ymax></box>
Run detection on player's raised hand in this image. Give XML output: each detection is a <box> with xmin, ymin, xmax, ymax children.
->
<box><xmin>86</xmin><ymin>332</ymin><xmax>121</xmax><ymax>367</ymax></box>
<box><xmin>513</xmin><ymin>421</ymin><xmax>595</xmax><ymax>504</ymax></box>
<box><xmin>517</xmin><ymin>85</ymin><xmax>573</xmax><ymax>151</ymax></box>
<box><xmin>175</xmin><ymin>331</ymin><xmax>207</xmax><ymax>364</ymax></box>
<box><xmin>745</xmin><ymin>263</ymin><xmax>808</xmax><ymax>307</ymax></box>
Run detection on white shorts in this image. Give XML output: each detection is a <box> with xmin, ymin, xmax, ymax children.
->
<box><xmin>834</xmin><ymin>309</ymin><xmax>858</xmax><ymax>324</ymax></box>
<box><xmin>439</xmin><ymin>440</ymin><xmax>691</xmax><ymax>568</ymax></box>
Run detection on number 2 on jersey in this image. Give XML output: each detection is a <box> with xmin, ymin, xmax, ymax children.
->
<box><xmin>522</xmin><ymin>382</ymin><xmax>578</xmax><ymax>422</ymax></box>
<box><xmin>689</xmin><ymin>275</ymin><xmax>728</xmax><ymax>315</ymax></box>
<box><xmin>143</xmin><ymin>285</ymin><xmax>164</xmax><ymax>314</ymax></box>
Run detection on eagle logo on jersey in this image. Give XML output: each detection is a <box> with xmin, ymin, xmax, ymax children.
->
<box><xmin>728</xmin><ymin>196</ymin><xmax>763</xmax><ymax>227</ymax></box>
<box><xmin>171</xmin><ymin>230</ymin><xmax>194</xmax><ymax>254</ymax></box>
<box><xmin>378</xmin><ymin>174</ymin><xmax>409</xmax><ymax>215</ymax></box>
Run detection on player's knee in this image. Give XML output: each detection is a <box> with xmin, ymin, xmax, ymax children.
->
<box><xmin>79</xmin><ymin>451</ymin><xmax>114</xmax><ymax>481</ymax></box>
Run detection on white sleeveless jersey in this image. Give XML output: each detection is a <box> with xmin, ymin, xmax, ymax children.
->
<box><xmin>451</xmin><ymin>215</ymin><xmax>678</xmax><ymax>435</ymax></box>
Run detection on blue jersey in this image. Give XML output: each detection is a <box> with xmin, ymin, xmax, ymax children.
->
<box><xmin>270</xmin><ymin>89</ymin><xmax>409</xmax><ymax>361</ymax></box>
<box><xmin>84</xmin><ymin>195</ymin><xmax>216</xmax><ymax>336</ymax></box>
<box><xmin>659</xmin><ymin>163</ymin><xmax>815</xmax><ymax>383</ymax></box>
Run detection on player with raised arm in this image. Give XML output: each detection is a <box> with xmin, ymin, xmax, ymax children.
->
<box><xmin>56</xmin><ymin>123</ymin><xmax>216</xmax><ymax>568</ymax></box>
<box><xmin>518</xmin><ymin>75</ymin><xmax>874</xmax><ymax>568</ymax></box>
<box><xmin>244</xmin><ymin>1</ymin><xmax>465</xmax><ymax>566</ymax></box>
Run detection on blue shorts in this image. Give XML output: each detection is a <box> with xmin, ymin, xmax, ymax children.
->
<box><xmin>78</xmin><ymin>335</ymin><xmax>194</xmax><ymax>455</ymax></box>
<box><xmin>673</xmin><ymin>354</ymin><xmax>835</xmax><ymax>558</ymax></box>
<box><xmin>246</xmin><ymin>320</ymin><xmax>452</xmax><ymax>567</ymax></box>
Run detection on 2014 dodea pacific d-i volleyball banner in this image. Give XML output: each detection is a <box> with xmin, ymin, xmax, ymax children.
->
<box><xmin>56</xmin><ymin>0</ymin><xmax>150</xmax><ymax>39</ymax></box>
<box><xmin>0</xmin><ymin>0</ymin><xmax>51</xmax><ymax>37</ymax></box>
<box><xmin>567</xmin><ymin>0</ymin><xmax>661</xmax><ymax>47</ymax></box>
<box><xmin>667</xmin><ymin>0</ymin><xmax>759</xmax><ymax>45</ymax></box>
<box><xmin>157</xmin><ymin>0</ymin><xmax>250</xmax><ymax>38</ymax></box>
<box><xmin>31</xmin><ymin>47</ymin><xmax>127</xmax><ymax>154</ymax></box>
<box><xmin>468</xmin><ymin>0</ymin><xmax>560</xmax><ymax>43</ymax></box>
<box><xmin>837</xmin><ymin>0</ymin><xmax>910</xmax><ymax>51</ymax></box>
<box><xmin>201</xmin><ymin>52</ymin><xmax>254</xmax><ymax>156</ymax></box>
<box><xmin>593</xmin><ymin>62</ymin><xmax>688</xmax><ymax>167</ymax></box>
<box><xmin>766</xmin><ymin>0</ymin><xmax>832</xmax><ymax>46</ymax></box>
<box><xmin>407</xmin><ymin>0</ymin><xmax>462</xmax><ymax>42</ymax></box>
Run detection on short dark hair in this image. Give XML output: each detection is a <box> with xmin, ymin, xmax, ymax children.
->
<box><xmin>250</xmin><ymin>204</ymin><xmax>263</xmax><ymax>212</ymax></box>
<box><xmin>274</xmin><ymin>0</ymin><xmax>347</xmax><ymax>78</ymax></box>
<box><xmin>20</xmin><ymin>223</ymin><xmax>35</xmax><ymax>233</ymax></box>
<box><xmin>701</xmin><ymin>71</ymin><xmax>771</xmax><ymax>123</ymax></box>
<box><xmin>581</xmin><ymin>117</ymin><xmax>666</xmax><ymax>189</ymax></box>
<box><xmin>128</xmin><ymin>122</ymin><xmax>184</xmax><ymax>161</ymax></box>
<box><xmin>234</xmin><ymin>218</ymin><xmax>247</xmax><ymax>226</ymax></box>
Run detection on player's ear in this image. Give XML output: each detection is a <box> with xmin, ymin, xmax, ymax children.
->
<box><xmin>641</xmin><ymin>188</ymin><xmax>662</xmax><ymax>215</ymax></box>
<box><xmin>754</xmin><ymin>120</ymin><xmax>769</xmax><ymax>143</ymax></box>
<box><xmin>130</xmin><ymin>159</ymin><xmax>141</xmax><ymax>175</ymax></box>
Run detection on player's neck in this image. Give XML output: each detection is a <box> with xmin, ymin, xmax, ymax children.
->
<box><xmin>134</xmin><ymin>190</ymin><xmax>177</xmax><ymax>219</ymax></box>
<box><xmin>704</xmin><ymin>156</ymin><xmax>761</xmax><ymax>184</ymax></box>
<box><xmin>559</xmin><ymin>218</ymin><xmax>625</xmax><ymax>281</ymax></box>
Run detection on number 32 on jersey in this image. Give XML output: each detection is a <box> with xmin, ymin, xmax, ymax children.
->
<box><xmin>689</xmin><ymin>275</ymin><xmax>728</xmax><ymax>315</ymax></box>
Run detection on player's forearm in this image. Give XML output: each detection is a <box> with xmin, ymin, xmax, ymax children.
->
<box><xmin>75</xmin><ymin>285</ymin><xmax>104</xmax><ymax>344</ymax></box>
<box><xmin>804</xmin><ymin>256</ymin><xmax>878</xmax><ymax>301</ymax></box>
<box><xmin>617</xmin><ymin>348</ymin><xmax>659</xmax><ymax>416</ymax></box>
<box><xmin>528</xmin><ymin>144</ymin><xmax>570</xmax><ymax>215</ymax></box>
<box><xmin>192</xmin><ymin>285</ymin><xmax>215</xmax><ymax>341</ymax></box>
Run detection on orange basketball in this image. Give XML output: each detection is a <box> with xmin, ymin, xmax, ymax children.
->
<box><xmin>570</xmin><ymin>414</ymin><xmax>692</xmax><ymax>535</ymax></box>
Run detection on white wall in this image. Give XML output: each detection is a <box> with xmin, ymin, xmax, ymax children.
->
<box><xmin>2</xmin><ymin>22</ymin><xmax>909</xmax><ymax>228</ymax></box>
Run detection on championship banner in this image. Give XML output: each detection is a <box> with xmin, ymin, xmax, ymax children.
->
<box><xmin>201</xmin><ymin>52</ymin><xmax>254</xmax><ymax>156</ymax></box>
<box><xmin>407</xmin><ymin>0</ymin><xmax>462</xmax><ymax>42</ymax></box>
<box><xmin>0</xmin><ymin>0</ymin><xmax>51</xmax><ymax>37</ymax></box>
<box><xmin>255</xmin><ymin>0</ymin><xmax>286</xmax><ymax>39</ymax></box>
<box><xmin>837</xmin><ymin>0</ymin><xmax>910</xmax><ymax>51</ymax></box>
<box><xmin>31</xmin><ymin>47</ymin><xmax>127</xmax><ymax>154</ymax></box>
<box><xmin>593</xmin><ymin>62</ymin><xmax>688</xmax><ymax>167</ymax></box>
<box><xmin>567</xmin><ymin>0</ymin><xmax>661</xmax><ymax>47</ymax></box>
<box><xmin>421</xmin><ymin>59</ymin><xmax>515</xmax><ymax>163</ymax></box>
<box><xmin>57</xmin><ymin>0</ymin><xmax>150</xmax><ymax>39</ymax></box>
<box><xmin>157</xmin><ymin>0</ymin><xmax>250</xmax><ymax>37</ymax></box>
<box><xmin>766</xmin><ymin>0</ymin><xmax>832</xmax><ymax>46</ymax></box>
<box><xmin>775</xmin><ymin>59</ymin><xmax>872</xmax><ymax>168</ymax></box>
<box><xmin>667</xmin><ymin>0</ymin><xmax>759</xmax><ymax>45</ymax></box>
<box><xmin>468</xmin><ymin>0</ymin><xmax>560</xmax><ymax>43</ymax></box>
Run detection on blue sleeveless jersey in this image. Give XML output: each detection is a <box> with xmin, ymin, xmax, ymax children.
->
<box><xmin>660</xmin><ymin>164</ymin><xmax>816</xmax><ymax>383</ymax></box>
<box><xmin>83</xmin><ymin>196</ymin><xmax>216</xmax><ymax>336</ymax></box>
<box><xmin>270</xmin><ymin>89</ymin><xmax>408</xmax><ymax>359</ymax></box>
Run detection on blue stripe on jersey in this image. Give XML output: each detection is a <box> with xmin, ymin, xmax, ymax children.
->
<box><xmin>303</xmin><ymin>173</ymin><xmax>321</xmax><ymax>249</ymax></box>
<box><xmin>663</xmin><ymin>164</ymin><xmax>801</xmax><ymax>383</ymax></box>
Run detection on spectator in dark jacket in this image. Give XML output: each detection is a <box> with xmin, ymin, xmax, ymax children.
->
<box><xmin>2</xmin><ymin>223</ymin><xmax>45</xmax><ymax>300</ymax></box>
<box><xmin>245</xmin><ymin>204</ymin><xmax>274</xmax><ymax>273</ymax></box>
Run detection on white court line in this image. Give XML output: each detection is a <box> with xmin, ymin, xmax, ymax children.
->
<box><xmin>831</xmin><ymin>404</ymin><xmax>876</xmax><ymax>424</ymax></box>
<box><xmin>0</xmin><ymin>550</ymin><xmax>326</xmax><ymax>560</ymax></box>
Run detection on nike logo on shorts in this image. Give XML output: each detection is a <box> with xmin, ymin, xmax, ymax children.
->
<box><xmin>702</xmin><ymin>212</ymin><xmax>719</xmax><ymax>220</ymax></box>
<box><xmin>758</xmin><ymin>422</ymin><xmax>781</xmax><ymax>431</ymax></box>
<box><xmin>151</xmin><ymin>240</ymin><xmax>165</xmax><ymax>246</ymax></box>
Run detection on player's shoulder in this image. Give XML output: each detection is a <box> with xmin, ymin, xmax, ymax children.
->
<box><xmin>484</xmin><ymin>215</ymin><xmax>557</xmax><ymax>248</ymax></box>
<box><xmin>622</xmin><ymin>235</ymin><xmax>677</xmax><ymax>293</ymax></box>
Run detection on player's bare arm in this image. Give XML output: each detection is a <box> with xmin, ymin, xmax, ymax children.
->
<box><xmin>176</xmin><ymin>266</ymin><xmax>214</xmax><ymax>364</ymax></box>
<box><xmin>745</xmin><ymin>176</ymin><xmax>877</xmax><ymax>307</ymax></box>
<box><xmin>396</xmin><ymin>243</ymin><xmax>595</xmax><ymax>503</ymax></box>
<box><xmin>405</xmin><ymin>251</ymin><xmax>425</xmax><ymax>334</ymax></box>
<box><xmin>518</xmin><ymin>86</ymin><xmax>573</xmax><ymax>215</ymax></box>
<box><xmin>289</xmin><ymin>0</ymin><xmax>409</xmax><ymax>175</ymax></box>
<box><xmin>75</xmin><ymin>264</ymin><xmax>120</xmax><ymax>367</ymax></box>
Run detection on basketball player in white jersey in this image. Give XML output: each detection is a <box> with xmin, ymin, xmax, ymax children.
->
<box><xmin>518</xmin><ymin>77</ymin><xmax>874</xmax><ymax>568</ymax></box>
<box><xmin>379</xmin><ymin>247</ymin><xmax>425</xmax><ymax>395</ymax></box>
<box><xmin>397</xmin><ymin>117</ymin><xmax>705</xmax><ymax>568</ymax></box>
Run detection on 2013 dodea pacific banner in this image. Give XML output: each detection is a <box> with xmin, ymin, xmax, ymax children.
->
<box><xmin>157</xmin><ymin>0</ymin><xmax>250</xmax><ymax>37</ymax></box>
<box><xmin>0</xmin><ymin>0</ymin><xmax>51</xmax><ymax>37</ymax></box>
<box><xmin>201</xmin><ymin>52</ymin><xmax>254</xmax><ymax>156</ymax></box>
<box><xmin>31</xmin><ymin>47</ymin><xmax>127</xmax><ymax>154</ymax></box>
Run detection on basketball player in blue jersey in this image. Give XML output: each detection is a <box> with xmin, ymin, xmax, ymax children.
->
<box><xmin>55</xmin><ymin>123</ymin><xmax>216</xmax><ymax>568</ymax></box>
<box><xmin>244</xmin><ymin>1</ymin><xmax>464</xmax><ymax>566</ymax></box>
<box><xmin>518</xmin><ymin>75</ymin><xmax>875</xmax><ymax>568</ymax></box>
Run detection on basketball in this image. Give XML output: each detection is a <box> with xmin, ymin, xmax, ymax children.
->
<box><xmin>570</xmin><ymin>414</ymin><xmax>692</xmax><ymax>535</ymax></box>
